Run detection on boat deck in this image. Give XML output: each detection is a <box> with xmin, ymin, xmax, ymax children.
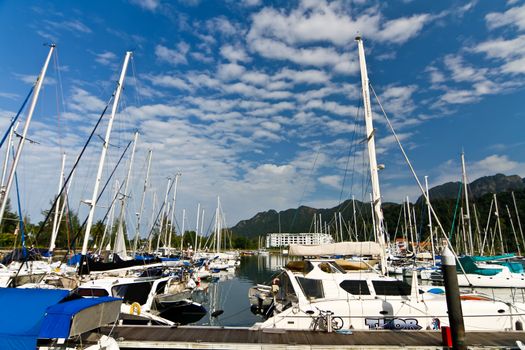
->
<box><xmin>95</xmin><ymin>325</ymin><xmax>525</xmax><ymax>349</ymax></box>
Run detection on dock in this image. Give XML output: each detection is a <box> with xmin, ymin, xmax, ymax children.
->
<box><xmin>92</xmin><ymin>325</ymin><xmax>525</xmax><ymax>349</ymax></box>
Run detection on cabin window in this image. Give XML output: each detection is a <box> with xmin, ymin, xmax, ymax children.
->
<box><xmin>275</xmin><ymin>272</ymin><xmax>298</xmax><ymax>303</ymax></box>
<box><xmin>372</xmin><ymin>280</ymin><xmax>411</xmax><ymax>296</ymax></box>
<box><xmin>77</xmin><ymin>288</ymin><xmax>109</xmax><ymax>297</ymax></box>
<box><xmin>155</xmin><ymin>281</ymin><xmax>168</xmax><ymax>294</ymax></box>
<box><xmin>330</xmin><ymin>262</ymin><xmax>347</xmax><ymax>274</ymax></box>
<box><xmin>339</xmin><ymin>280</ymin><xmax>371</xmax><ymax>295</ymax></box>
<box><xmin>112</xmin><ymin>281</ymin><xmax>154</xmax><ymax>305</ymax></box>
<box><xmin>297</xmin><ymin>277</ymin><xmax>324</xmax><ymax>299</ymax></box>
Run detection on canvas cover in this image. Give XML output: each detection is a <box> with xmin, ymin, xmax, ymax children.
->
<box><xmin>39</xmin><ymin>296</ymin><xmax>122</xmax><ymax>338</ymax></box>
<box><xmin>288</xmin><ymin>241</ymin><xmax>383</xmax><ymax>257</ymax></box>
<box><xmin>0</xmin><ymin>288</ymin><xmax>69</xmax><ymax>350</ymax></box>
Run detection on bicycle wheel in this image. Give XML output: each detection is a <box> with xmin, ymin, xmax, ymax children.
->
<box><xmin>332</xmin><ymin>317</ymin><xmax>344</xmax><ymax>330</ymax></box>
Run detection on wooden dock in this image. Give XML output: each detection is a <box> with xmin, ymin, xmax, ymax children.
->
<box><xmin>93</xmin><ymin>325</ymin><xmax>525</xmax><ymax>349</ymax></box>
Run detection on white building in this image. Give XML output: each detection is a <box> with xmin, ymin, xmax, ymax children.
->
<box><xmin>265</xmin><ymin>233</ymin><xmax>334</xmax><ymax>248</ymax></box>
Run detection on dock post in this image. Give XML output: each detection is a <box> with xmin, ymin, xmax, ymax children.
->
<box><xmin>442</xmin><ymin>246</ymin><xmax>466</xmax><ymax>349</ymax></box>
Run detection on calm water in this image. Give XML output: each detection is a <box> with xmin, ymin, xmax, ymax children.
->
<box><xmin>194</xmin><ymin>254</ymin><xmax>289</xmax><ymax>327</ymax></box>
<box><xmin>193</xmin><ymin>255</ymin><xmax>525</xmax><ymax>327</ymax></box>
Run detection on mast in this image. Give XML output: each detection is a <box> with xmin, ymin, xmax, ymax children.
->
<box><xmin>352</xmin><ymin>195</ymin><xmax>358</xmax><ymax>241</ymax></box>
<box><xmin>506</xmin><ymin>204</ymin><xmax>521</xmax><ymax>256</ymax></box>
<box><xmin>512</xmin><ymin>192</ymin><xmax>525</xmax><ymax>254</ymax></box>
<box><xmin>0</xmin><ymin>125</ymin><xmax>14</xmax><ymax>189</ymax></box>
<box><xmin>180</xmin><ymin>208</ymin><xmax>186</xmax><ymax>253</ymax></box>
<box><xmin>356</xmin><ymin>36</ymin><xmax>387</xmax><ymax>273</ymax></box>
<box><xmin>493</xmin><ymin>193</ymin><xmax>505</xmax><ymax>254</ymax></box>
<box><xmin>195</xmin><ymin>203</ymin><xmax>201</xmax><ymax>253</ymax></box>
<box><xmin>461</xmin><ymin>152</ymin><xmax>474</xmax><ymax>255</ymax></box>
<box><xmin>167</xmin><ymin>172</ymin><xmax>181</xmax><ymax>251</ymax></box>
<box><xmin>49</xmin><ymin>153</ymin><xmax>66</xmax><ymax>253</ymax></box>
<box><xmin>157</xmin><ymin>177</ymin><xmax>171</xmax><ymax>252</ymax></box>
<box><xmin>148</xmin><ymin>191</ymin><xmax>157</xmax><ymax>253</ymax></box>
<box><xmin>114</xmin><ymin>131</ymin><xmax>139</xmax><ymax>258</ymax></box>
<box><xmin>133</xmin><ymin>149</ymin><xmax>152</xmax><ymax>254</ymax></box>
<box><xmin>338</xmin><ymin>212</ymin><xmax>344</xmax><ymax>242</ymax></box>
<box><xmin>215</xmin><ymin>196</ymin><xmax>221</xmax><ymax>253</ymax></box>
<box><xmin>425</xmin><ymin>176</ymin><xmax>436</xmax><ymax>265</ymax></box>
<box><xmin>0</xmin><ymin>45</ymin><xmax>55</xmax><ymax>226</ymax></box>
<box><xmin>81</xmin><ymin>51</ymin><xmax>132</xmax><ymax>259</ymax></box>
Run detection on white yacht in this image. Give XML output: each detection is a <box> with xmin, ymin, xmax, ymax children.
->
<box><xmin>250</xmin><ymin>254</ymin><xmax>525</xmax><ymax>331</ymax></box>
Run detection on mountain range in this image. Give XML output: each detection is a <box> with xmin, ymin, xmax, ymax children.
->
<box><xmin>230</xmin><ymin>173</ymin><xmax>525</xmax><ymax>238</ymax></box>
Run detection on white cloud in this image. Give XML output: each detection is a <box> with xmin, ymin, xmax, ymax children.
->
<box><xmin>319</xmin><ymin>175</ymin><xmax>342</xmax><ymax>189</ymax></box>
<box><xmin>473</xmin><ymin>35</ymin><xmax>525</xmax><ymax>74</ymax></box>
<box><xmin>485</xmin><ymin>3</ymin><xmax>525</xmax><ymax>31</ymax></box>
<box><xmin>129</xmin><ymin>0</ymin><xmax>161</xmax><ymax>11</ymax></box>
<box><xmin>248</xmin><ymin>1</ymin><xmax>431</xmax><ymax>47</ymax></box>
<box><xmin>144</xmin><ymin>74</ymin><xmax>192</xmax><ymax>91</ymax></box>
<box><xmin>69</xmin><ymin>87</ymin><xmax>106</xmax><ymax>113</ymax></box>
<box><xmin>220</xmin><ymin>45</ymin><xmax>251</xmax><ymax>62</ymax></box>
<box><xmin>155</xmin><ymin>43</ymin><xmax>190</xmax><ymax>65</ymax></box>
<box><xmin>95</xmin><ymin>51</ymin><xmax>117</xmax><ymax>66</ymax></box>
<box><xmin>217</xmin><ymin>63</ymin><xmax>246</xmax><ymax>81</ymax></box>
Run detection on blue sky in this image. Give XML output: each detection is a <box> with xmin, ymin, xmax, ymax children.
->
<box><xmin>0</xmin><ymin>0</ymin><xmax>524</xmax><ymax>236</ymax></box>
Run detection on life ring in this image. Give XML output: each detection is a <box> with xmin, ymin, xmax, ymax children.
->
<box><xmin>130</xmin><ymin>302</ymin><xmax>141</xmax><ymax>315</ymax></box>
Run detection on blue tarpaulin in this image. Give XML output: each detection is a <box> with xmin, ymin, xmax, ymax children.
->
<box><xmin>0</xmin><ymin>288</ymin><xmax>69</xmax><ymax>350</ymax></box>
<box><xmin>39</xmin><ymin>296</ymin><xmax>121</xmax><ymax>339</ymax></box>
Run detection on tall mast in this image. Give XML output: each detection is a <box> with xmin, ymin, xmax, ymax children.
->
<box><xmin>493</xmin><ymin>193</ymin><xmax>505</xmax><ymax>254</ymax></box>
<box><xmin>425</xmin><ymin>176</ymin><xmax>436</xmax><ymax>265</ymax></box>
<box><xmin>148</xmin><ymin>191</ymin><xmax>157</xmax><ymax>253</ymax></box>
<box><xmin>215</xmin><ymin>196</ymin><xmax>221</xmax><ymax>253</ymax></box>
<box><xmin>133</xmin><ymin>149</ymin><xmax>152</xmax><ymax>254</ymax></box>
<box><xmin>338</xmin><ymin>212</ymin><xmax>344</xmax><ymax>242</ymax></box>
<box><xmin>0</xmin><ymin>45</ymin><xmax>55</xmax><ymax>226</ymax></box>
<box><xmin>81</xmin><ymin>51</ymin><xmax>132</xmax><ymax>258</ymax></box>
<box><xmin>356</xmin><ymin>36</ymin><xmax>386</xmax><ymax>272</ymax></box>
<box><xmin>157</xmin><ymin>177</ymin><xmax>171</xmax><ymax>252</ymax></box>
<box><xmin>49</xmin><ymin>153</ymin><xmax>66</xmax><ymax>253</ymax></box>
<box><xmin>461</xmin><ymin>152</ymin><xmax>474</xmax><ymax>255</ymax></box>
<box><xmin>180</xmin><ymin>208</ymin><xmax>186</xmax><ymax>252</ymax></box>
<box><xmin>167</xmin><ymin>173</ymin><xmax>181</xmax><ymax>250</ymax></box>
<box><xmin>195</xmin><ymin>203</ymin><xmax>201</xmax><ymax>253</ymax></box>
<box><xmin>352</xmin><ymin>195</ymin><xmax>358</xmax><ymax>241</ymax></box>
<box><xmin>99</xmin><ymin>179</ymin><xmax>119</xmax><ymax>254</ymax></box>
<box><xmin>114</xmin><ymin>131</ymin><xmax>139</xmax><ymax>258</ymax></box>
<box><xmin>512</xmin><ymin>192</ymin><xmax>525</xmax><ymax>253</ymax></box>
<box><xmin>0</xmin><ymin>125</ymin><xmax>14</xmax><ymax>189</ymax></box>
<box><xmin>199</xmin><ymin>209</ymin><xmax>205</xmax><ymax>251</ymax></box>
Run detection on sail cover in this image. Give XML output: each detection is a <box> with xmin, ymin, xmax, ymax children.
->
<box><xmin>288</xmin><ymin>241</ymin><xmax>383</xmax><ymax>257</ymax></box>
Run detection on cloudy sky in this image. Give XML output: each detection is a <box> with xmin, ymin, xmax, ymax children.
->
<box><xmin>0</xmin><ymin>0</ymin><xmax>524</xmax><ymax>237</ymax></box>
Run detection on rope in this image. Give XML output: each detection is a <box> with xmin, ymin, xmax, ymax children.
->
<box><xmin>369</xmin><ymin>83</ymin><xmax>470</xmax><ymax>283</ymax></box>
<box><xmin>0</xmin><ymin>87</ymin><xmax>34</xmax><ymax>150</ymax></box>
<box><xmin>33</xmin><ymin>93</ymin><xmax>115</xmax><ymax>245</ymax></box>
<box><xmin>449</xmin><ymin>182</ymin><xmax>463</xmax><ymax>241</ymax></box>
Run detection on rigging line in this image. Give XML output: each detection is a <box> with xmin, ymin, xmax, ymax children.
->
<box><xmin>338</xmin><ymin>100</ymin><xmax>362</xmax><ymax>206</ymax></box>
<box><xmin>0</xmin><ymin>87</ymin><xmax>34</xmax><ymax>150</ymax></box>
<box><xmin>369</xmin><ymin>83</ymin><xmax>470</xmax><ymax>282</ymax></box>
<box><xmin>11</xmin><ymin>146</ymin><xmax>28</xmax><ymax>283</ymax></box>
<box><xmin>68</xmin><ymin>139</ymin><xmax>133</xmax><ymax>252</ymax></box>
<box><xmin>33</xmin><ymin>93</ymin><xmax>115</xmax><ymax>244</ymax></box>
<box><xmin>53</xmin><ymin>49</ymin><xmax>64</xmax><ymax>153</ymax></box>
<box><xmin>145</xmin><ymin>174</ymin><xmax>178</xmax><ymax>242</ymax></box>
<box><xmin>289</xmin><ymin>145</ymin><xmax>322</xmax><ymax>232</ymax></box>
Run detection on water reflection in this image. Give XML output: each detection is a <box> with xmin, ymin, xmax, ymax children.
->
<box><xmin>195</xmin><ymin>255</ymin><xmax>286</xmax><ymax>327</ymax></box>
<box><xmin>194</xmin><ymin>255</ymin><xmax>525</xmax><ymax>327</ymax></box>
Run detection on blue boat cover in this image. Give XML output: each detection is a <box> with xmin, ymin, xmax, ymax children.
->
<box><xmin>0</xmin><ymin>288</ymin><xmax>69</xmax><ymax>350</ymax></box>
<box><xmin>67</xmin><ymin>253</ymin><xmax>82</xmax><ymax>266</ymax></box>
<box><xmin>39</xmin><ymin>296</ymin><xmax>121</xmax><ymax>339</ymax></box>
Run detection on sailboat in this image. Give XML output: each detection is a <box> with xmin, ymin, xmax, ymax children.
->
<box><xmin>249</xmin><ymin>37</ymin><xmax>525</xmax><ymax>332</ymax></box>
